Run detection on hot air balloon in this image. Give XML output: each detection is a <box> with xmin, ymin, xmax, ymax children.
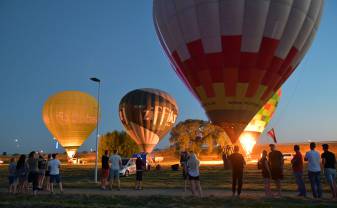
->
<box><xmin>240</xmin><ymin>89</ymin><xmax>281</xmax><ymax>157</ymax></box>
<box><xmin>42</xmin><ymin>91</ymin><xmax>98</xmax><ymax>158</ymax></box>
<box><xmin>153</xmin><ymin>0</ymin><xmax>323</xmax><ymax>144</ymax></box>
<box><xmin>119</xmin><ymin>88</ymin><xmax>179</xmax><ymax>153</ymax></box>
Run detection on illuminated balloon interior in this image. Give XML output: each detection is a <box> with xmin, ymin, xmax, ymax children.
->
<box><xmin>239</xmin><ymin>133</ymin><xmax>256</xmax><ymax>157</ymax></box>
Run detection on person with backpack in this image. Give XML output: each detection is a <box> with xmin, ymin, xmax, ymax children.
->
<box><xmin>258</xmin><ymin>150</ymin><xmax>272</xmax><ymax>197</ymax></box>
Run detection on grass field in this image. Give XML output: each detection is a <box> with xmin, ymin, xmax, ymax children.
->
<box><xmin>1</xmin><ymin>194</ymin><xmax>336</xmax><ymax>208</ymax></box>
<box><xmin>0</xmin><ymin>164</ymin><xmax>336</xmax><ymax>207</ymax></box>
<box><xmin>0</xmin><ymin>163</ymin><xmax>333</xmax><ymax>191</ymax></box>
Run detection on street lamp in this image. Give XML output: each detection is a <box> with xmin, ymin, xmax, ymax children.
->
<box><xmin>90</xmin><ymin>77</ymin><xmax>101</xmax><ymax>183</ymax></box>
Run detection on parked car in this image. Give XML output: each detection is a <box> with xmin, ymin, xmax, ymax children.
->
<box><xmin>68</xmin><ymin>158</ymin><xmax>87</xmax><ymax>165</ymax></box>
<box><xmin>120</xmin><ymin>158</ymin><xmax>137</xmax><ymax>177</ymax></box>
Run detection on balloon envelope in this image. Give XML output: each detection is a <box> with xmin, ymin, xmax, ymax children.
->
<box><xmin>240</xmin><ymin>89</ymin><xmax>281</xmax><ymax>155</ymax></box>
<box><xmin>153</xmin><ymin>0</ymin><xmax>323</xmax><ymax>143</ymax></box>
<box><xmin>244</xmin><ymin>89</ymin><xmax>281</xmax><ymax>134</ymax></box>
<box><xmin>42</xmin><ymin>91</ymin><xmax>98</xmax><ymax>158</ymax></box>
<box><xmin>119</xmin><ymin>88</ymin><xmax>179</xmax><ymax>153</ymax></box>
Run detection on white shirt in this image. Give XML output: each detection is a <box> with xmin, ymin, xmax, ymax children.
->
<box><xmin>109</xmin><ymin>154</ymin><xmax>122</xmax><ymax>170</ymax></box>
<box><xmin>305</xmin><ymin>150</ymin><xmax>321</xmax><ymax>172</ymax></box>
<box><xmin>187</xmin><ymin>159</ymin><xmax>200</xmax><ymax>177</ymax></box>
<box><xmin>48</xmin><ymin>159</ymin><xmax>61</xmax><ymax>175</ymax></box>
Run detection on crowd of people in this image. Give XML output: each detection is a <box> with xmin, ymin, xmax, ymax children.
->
<box><xmin>7</xmin><ymin>143</ymin><xmax>336</xmax><ymax>199</ymax></box>
<box><xmin>179</xmin><ymin>142</ymin><xmax>336</xmax><ymax>199</ymax></box>
<box><xmin>225</xmin><ymin>142</ymin><xmax>336</xmax><ymax>198</ymax></box>
<box><xmin>7</xmin><ymin>151</ymin><xmax>63</xmax><ymax>195</ymax></box>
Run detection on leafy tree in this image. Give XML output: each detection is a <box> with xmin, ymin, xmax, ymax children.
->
<box><xmin>169</xmin><ymin>119</ymin><xmax>232</xmax><ymax>155</ymax></box>
<box><xmin>98</xmin><ymin>130</ymin><xmax>139</xmax><ymax>159</ymax></box>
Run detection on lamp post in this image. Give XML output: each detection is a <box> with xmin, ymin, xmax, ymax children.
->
<box><xmin>90</xmin><ymin>77</ymin><xmax>101</xmax><ymax>183</ymax></box>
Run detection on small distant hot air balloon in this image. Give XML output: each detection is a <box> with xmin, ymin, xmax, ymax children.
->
<box><xmin>153</xmin><ymin>0</ymin><xmax>323</xmax><ymax>144</ymax></box>
<box><xmin>240</xmin><ymin>89</ymin><xmax>281</xmax><ymax>157</ymax></box>
<box><xmin>119</xmin><ymin>88</ymin><xmax>179</xmax><ymax>153</ymax></box>
<box><xmin>42</xmin><ymin>91</ymin><xmax>98</xmax><ymax>158</ymax></box>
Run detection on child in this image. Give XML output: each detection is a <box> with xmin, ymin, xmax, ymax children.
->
<box><xmin>8</xmin><ymin>157</ymin><xmax>17</xmax><ymax>194</ymax></box>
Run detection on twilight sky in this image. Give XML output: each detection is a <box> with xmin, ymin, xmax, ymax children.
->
<box><xmin>0</xmin><ymin>0</ymin><xmax>337</xmax><ymax>154</ymax></box>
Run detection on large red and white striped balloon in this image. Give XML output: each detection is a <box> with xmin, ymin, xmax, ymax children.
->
<box><xmin>153</xmin><ymin>0</ymin><xmax>323</xmax><ymax>144</ymax></box>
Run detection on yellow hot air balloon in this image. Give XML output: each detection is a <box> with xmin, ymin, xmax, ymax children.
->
<box><xmin>42</xmin><ymin>91</ymin><xmax>98</xmax><ymax>158</ymax></box>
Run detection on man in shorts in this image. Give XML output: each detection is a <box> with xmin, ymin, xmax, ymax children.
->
<box><xmin>135</xmin><ymin>154</ymin><xmax>144</xmax><ymax>190</ymax></box>
<box><xmin>268</xmin><ymin>144</ymin><xmax>284</xmax><ymax>196</ymax></box>
<box><xmin>48</xmin><ymin>153</ymin><xmax>63</xmax><ymax>194</ymax></box>
<box><xmin>109</xmin><ymin>150</ymin><xmax>122</xmax><ymax>190</ymax></box>
<box><xmin>321</xmin><ymin>144</ymin><xmax>337</xmax><ymax>198</ymax></box>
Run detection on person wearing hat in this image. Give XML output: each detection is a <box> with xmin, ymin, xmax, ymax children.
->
<box><xmin>135</xmin><ymin>154</ymin><xmax>144</xmax><ymax>190</ymax></box>
<box><xmin>268</xmin><ymin>144</ymin><xmax>284</xmax><ymax>197</ymax></box>
<box><xmin>304</xmin><ymin>142</ymin><xmax>322</xmax><ymax>198</ymax></box>
<box><xmin>321</xmin><ymin>144</ymin><xmax>337</xmax><ymax>198</ymax></box>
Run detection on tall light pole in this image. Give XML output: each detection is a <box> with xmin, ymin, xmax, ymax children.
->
<box><xmin>90</xmin><ymin>77</ymin><xmax>101</xmax><ymax>183</ymax></box>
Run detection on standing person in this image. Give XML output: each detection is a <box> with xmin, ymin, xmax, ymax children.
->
<box><xmin>258</xmin><ymin>150</ymin><xmax>272</xmax><ymax>197</ymax></box>
<box><xmin>16</xmin><ymin>154</ymin><xmax>27</xmax><ymax>193</ymax></box>
<box><xmin>48</xmin><ymin>153</ymin><xmax>63</xmax><ymax>194</ymax></box>
<box><xmin>180</xmin><ymin>151</ymin><xmax>189</xmax><ymax>192</ymax></box>
<box><xmin>135</xmin><ymin>154</ymin><xmax>144</xmax><ymax>190</ymax></box>
<box><xmin>304</xmin><ymin>142</ymin><xmax>322</xmax><ymax>198</ymax></box>
<box><xmin>109</xmin><ymin>149</ymin><xmax>122</xmax><ymax>190</ymax></box>
<box><xmin>187</xmin><ymin>152</ymin><xmax>202</xmax><ymax>197</ymax></box>
<box><xmin>8</xmin><ymin>157</ymin><xmax>17</xmax><ymax>194</ymax></box>
<box><xmin>291</xmin><ymin>145</ymin><xmax>306</xmax><ymax>197</ymax></box>
<box><xmin>45</xmin><ymin>154</ymin><xmax>52</xmax><ymax>191</ymax></box>
<box><xmin>321</xmin><ymin>144</ymin><xmax>337</xmax><ymax>198</ymax></box>
<box><xmin>101</xmin><ymin>150</ymin><xmax>110</xmax><ymax>190</ymax></box>
<box><xmin>268</xmin><ymin>144</ymin><xmax>284</xmax><ymax>197</ymax></box>
<box><xmin>229</xmin><ymin>146</ymin><xmax>245</xmax><ymax>197</ymax></box>
<box><xmin>38</xmin><ymin>153</ymin><xmax>47</xmax><ymax>189</ymax></box>
<box><xmin>27</xmin><ymin>151</ymin><xmax>39</xmax><ymax>195</ymax></box>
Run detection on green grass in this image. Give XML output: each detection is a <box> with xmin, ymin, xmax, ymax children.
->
<box><xmin>0</xmin><ymin>164</ymin><xmax>334</xmax><ymax>191</ymax></box>
<box><xmin>0</xmin><ymin>194</ymin><xmax>336</xmax><ymax>208</ymax></box>
<box><xmin>1</xmin><ymin>164</ymin><xmax>337</xmax><ymax>207</ymax></box>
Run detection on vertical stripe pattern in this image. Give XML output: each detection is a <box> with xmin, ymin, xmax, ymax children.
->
<box><xmin>119</xmin><ymin>88</ymin><xmax>179</xmax><ymax>153</ymax></box>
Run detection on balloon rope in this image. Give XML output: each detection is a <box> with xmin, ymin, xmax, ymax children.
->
<box><xmin>270</xmin><ymin>57</ymin><xmax>311</xmax><ymax>131</ymax></box>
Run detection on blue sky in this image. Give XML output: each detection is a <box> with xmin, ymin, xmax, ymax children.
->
<box><xmin>0</xmin><ymin>0</ymin><xmax>336</xmax><ymax>154</ymax></box>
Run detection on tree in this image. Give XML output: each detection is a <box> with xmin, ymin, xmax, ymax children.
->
<box><xmin>98</xmin><ymin>130</ymin><xmax>139</xmax><ymax>160</ymax></box>
<box><xmin>169</xmin><ymin>119</ymin><xmax>232</xmax><ymax>155</ymax></box>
